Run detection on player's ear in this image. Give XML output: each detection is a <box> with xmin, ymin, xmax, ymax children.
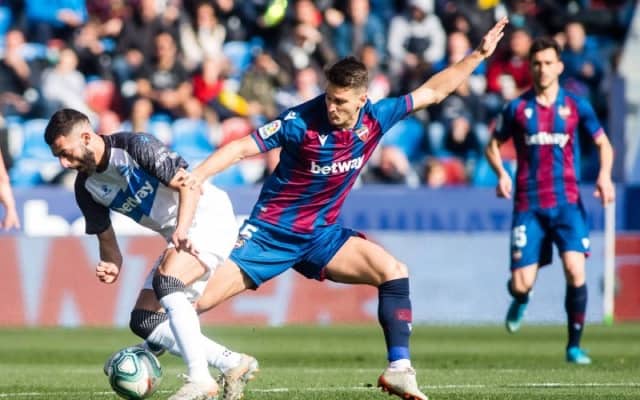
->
<box><xmin>557</xmin><ymin>60</ymin><xmax>564</xmax><ymax>75</ymax></box>
<box><xmin>80</xmin><ymin>131</ymin><xmax>92</xmax><ymax>145</ymax></box>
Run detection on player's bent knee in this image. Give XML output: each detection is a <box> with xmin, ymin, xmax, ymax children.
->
<box><xmin>152</xmin><ymin>274</ymin><xmax>186</xmax><ymax>300</ymax></box>
<box><xmin>129</xmin><ymin>309</ymin><xmax>168</xmax><ymax>339</ymax></box>
<box><xmin>382</xmin><ymin>260</ymin><xmax>409</xmax><ymax>282</ymax></box>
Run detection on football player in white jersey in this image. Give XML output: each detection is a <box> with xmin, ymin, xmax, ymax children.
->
<box><xmin>45</xmin><ymin>108</ymin><xmax>257</xmax><ymax>400</ymax></box>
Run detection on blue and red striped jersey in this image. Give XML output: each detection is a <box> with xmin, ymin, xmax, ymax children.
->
<box><xmin>250</xmin><ymin>93</ymin><xmax>413</xmax><ymax>234</ymax></box>
<box><xmin>495</xmin><ymin>87</ymin><xmax>604</xmax><ymax>211</ymax></box>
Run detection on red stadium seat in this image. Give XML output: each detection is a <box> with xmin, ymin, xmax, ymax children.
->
<box><xmin>85</xmin><ymin>80</ymin><xmax>115</xmax><ymax>114</ymax></box>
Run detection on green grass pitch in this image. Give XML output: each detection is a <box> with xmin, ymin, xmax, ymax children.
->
<box><xmin>0</xmin><ymin>324</ymin><xmax>639</xmax><ymax>399</ymax></box>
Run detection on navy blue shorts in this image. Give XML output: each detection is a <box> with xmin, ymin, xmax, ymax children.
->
<box><xmin>509</xmin><ymin>203</ymin><xmax>590</xmax><ymax>269</ymax></box>
<box><xmin>229</xmin><ymin>219</ymin><xmax>360</xmax><ymax>287</ymax></box>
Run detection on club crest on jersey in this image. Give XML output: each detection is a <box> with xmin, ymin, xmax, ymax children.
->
<box><xmin>354</xmin><ymin>126</ymin><xmax>369</xmax><ymax>141</ymax></box>
<box><xmin>558</xmin><ymin>105</ymin><xmax>571</xmax><ymax>119</ymax></box>
<box><xmin>258</xmin><ymin>120</ymin><xmax>281</xmax><ymax>140</ymax></box>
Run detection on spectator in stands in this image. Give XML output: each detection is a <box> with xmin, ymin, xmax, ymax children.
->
<box><xmin>359</xmin><ymin>44</ymin><xmax>391</xmax><ymax>102</ymax></box>
<box><xmin>0</xmin><ymin>147</ymin><xmax>20</xmax><ymax>231</ymax></box>
<box><xmin>113</xmin><ymin>0</ymin><xmax>176</xmax><ymax>87</ymax></box>
<box><xmin>423</xmin><ymin>156</ymin><xmax>467</xmax><ymax>187</ymax></box>
<box><xmin>560</xmin><ymin>21</ymin><xmax>604</xmax><ymax>102</ymax></box>
<box><xmin>180</xmin><ymin>1</ymin><xmax>226</xmax><ymax>73</ymax></box>
<box><xmin>432</xmin><ymin>31</ymin><xmax>487</xmax><ymax>95</ymax></box>
<box><xmin>73</xmin><ymin>19</ymin><xmax>113</xmax><ymax>79</ymax></box>
<box><xmin>435</xmin><ymin>0</ymin><xmax>497</xmax><ymax>47</ymax></box>
<box><xmin>485</xmin><ymin>28</ymin><xmax>532</xmax><ymax>115</ymax></box>
<box><xmin>276</xmin><ymin>22</ymin><xmax>337</xmax><ymax>79</ymax></box>
<box><xmin>275</xmin><ymin>66</ymin><xmax>322</xmax><ymax>112</ymax></box>
<box><xmin>331</xmin><ymin>0</ymin><xmax>386</xmax><ymax>59</ymax></box>
<box><xmin>213</xmin><ymin>0</ymin><xmax>254</xmax><ymax>43</ymax></box>
<box><xmin>387</xmin><ymin>0</ymin><xmax>446</xmax><ymax>93</ymax></box>
<box><xmin>132</xmin><ymin>31</ymin><xmax>200</xmax><ymax>121</ymax></box>
<box><xmin>0</xmin><ymin>29</ymin><xmax>47</xmax><ymax>119</ymax></box>
<box><xmin>24</xmin><ymin>0</ymin><xmax>88</xmax><ymax>44</ymax></box>
<box><xmin>238</xmin><ymin>50</ymin><xmax>290</xmax><ymax>124</ymax></box>
<box><xmin>505</xmin><ymin>0</ymin><xmax>547</xmax><ymax>37</ymax></box>
<box><xmin>42</xmin><ymin>47</ymin><xmax>97</xmax><ymax>123</ymax></box>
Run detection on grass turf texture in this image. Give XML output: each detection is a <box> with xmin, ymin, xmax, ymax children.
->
<box><xmin>0</xmin><ymin>324</ymin><xmax>638</xmax><ymax>399</ymax></box>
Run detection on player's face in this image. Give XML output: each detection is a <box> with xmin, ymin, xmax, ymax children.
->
<box><xmin>530</xmin><ymin>48</ymin><xmax>563</xmax><ymax>90</ymax></box>
<box><xmin>51</xmin><ymin>132</ymin><xmax>97</xmax><ymax>174</ymax></box>
<box><xmin>325</xmin><ymin>83</ymin><xmax>367</xmax><ymax>129</ymax></box>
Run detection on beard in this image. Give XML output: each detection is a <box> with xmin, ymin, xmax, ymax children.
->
<box><xmin>78</xmin><ymin>147</ymin><xmax>97</xmax><ymax>174</ymax></box>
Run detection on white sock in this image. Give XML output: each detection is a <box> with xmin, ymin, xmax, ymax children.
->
<box><xmin>147</xmin><ymin>320</ymin><xmax>242</xmax><ymax>373</ymax></box>
<box><xmin>159</xmin><ymin>292</ymin><xmax>211</xmax><ymax>382</ymax></box>
<box><xmin>388</xmin><ymin>358</ymin><xmax>412</xmax><ymax>370</ymax></box>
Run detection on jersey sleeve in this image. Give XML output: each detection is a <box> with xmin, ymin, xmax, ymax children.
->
<box><xmin>374</xmin><ymin>95</ymin><xmax>414</xmax><ymax>134</ymax></box>
<box><xmin>126</xmin><ymin>133</ymin><xmax>188</xmax><ymax>185</ymax></box>
<box><xmin>576</xmin><ymin>96</ymin><xmax>605</xmax><ymax>140</ymax></box>
<box><xmin>250</xmin><ymin>113</ymin><xmax>304</xmax><ymax>152</ymax></box>
<box><xmin>493</xmin><ymin>101</ymin><xmax>516</xmax><ymax>142</ymax></box>
<box><xmin>74</xmin><ymin>174</ymin><xmax>111</xmax><ymax>235</ymax></box>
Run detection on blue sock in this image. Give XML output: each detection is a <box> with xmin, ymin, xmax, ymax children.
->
<box><xmin>378</xmin><ymin>278</ymin><xmax>412</xmax><ymax>362</ymax></box>
<box><xmin>565</xmin><ymin>284</ymin><xmax>587</xmax><ymax>349</ymax></box>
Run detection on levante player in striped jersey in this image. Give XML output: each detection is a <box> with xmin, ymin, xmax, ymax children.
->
<box><xmin>485</xmin><ymin>37</ymin><xmax>615</xmax><ymax>364</ymax></box>
<box><xmin>178</xmin><ymin>18</ymin><xmax>508</xmax><ymax>400</ymax></box>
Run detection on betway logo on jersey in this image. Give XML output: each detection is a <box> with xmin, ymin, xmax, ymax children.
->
<box><xmin>526</xmin><ymin>132</ymin><xmax>570</xmax><ymax>148</ymax></box>
<box><xmin>113</xmin><ymin>181</ymin><xmax>155</xmax><ymax>213</ymax></box>
<box><xmin>310</xmin><ymin>156</ymin><xmax>364</xmax><ymax>175</ymax></box>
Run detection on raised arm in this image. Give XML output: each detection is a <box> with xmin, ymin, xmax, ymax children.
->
<box><xmin>411</xmin><ymin>17</ymin><xmax>508</xmax><ymax>110</ymax></box>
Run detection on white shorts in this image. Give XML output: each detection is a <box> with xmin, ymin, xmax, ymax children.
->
<box><xmin>142</xmin><ymin>183</ymin><xmax>238</xmax><ymax>302</ymax></box>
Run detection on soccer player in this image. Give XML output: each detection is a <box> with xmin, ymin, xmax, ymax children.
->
<box><xmin>484</xmin><ymin>37</ymin><xmax>615</xmax><ymax>364</ymax></box>
<box><xmin>0</xmin><ymin>148</ymin><xmax>20</xmax><ymax>230</ymax></box>
<box><xmin>44</xmin><ymin>109</ymin><xmax>258</xmax><ymax>400</ymax></box>
<box><xmin>177</xmin><ymin>18</ymin><xmax>509</xmax><ymax>400</ymax></box>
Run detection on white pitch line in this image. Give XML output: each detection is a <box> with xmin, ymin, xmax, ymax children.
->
<box><xmin>1</xmin><ymin>382</ymin><xmax>639</xmax><ymax>397</ymax></box>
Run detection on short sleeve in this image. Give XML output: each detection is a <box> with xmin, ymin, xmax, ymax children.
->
<box><xmin>493</xmin><ymin>102</ymin><xmax>516</xmax><ymax>142</ymax></box>
<box><xmin>75</xmin><ymin>174</ymin><xmax>111</xmax><ymax>235</ymax></box>
<box><xmin>126</xmin><ymin>134</ymin><xmax>188</xmax><ymax>185</ymax></box>
<box><xmin>373</xmin><ymin>95</ymin><xmax>413</xmax><ymax>134</ymax></box>
<box><xmin>250</xmin><ymin>113</ymin><xmax>304</xmax><ymax>152</ymax></box>
<box><xmin>576</xmin><ymin>96</ymin><xmax>605</xmax><ymax>140</ymax></box>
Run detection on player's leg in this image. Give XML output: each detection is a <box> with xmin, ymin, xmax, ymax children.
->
<box><xmin>505</xmin><ymin>211</ymin><xmax>545</xmax><ymax>333</ymax></box>
<box><xmin>152</xmin><ymin>248</ymin><xmax>219</xmax><ymax>399</ymax></box>
<box><xmin>561</xmin><ymin>251</ymin><xmax>590</xmax><ymax>364</ymax></box>
<box><xmin>129</xmin><ymin>288</ymin><xmax>246</xmax><ymax>373</ymax></box>
<box><xmin>555</xmin><ymin>203</ymin><xmax>591</xmax><ymax>364</ymax></box>
<box><xmin>506</xmin><ymin>264</ymin><xmax>538</xmax><ymax>333</ymax></box>
<box><xmin>323</xmin><ymin>236</ymin><xmax>427</xmax><ymax>400</ymax></box>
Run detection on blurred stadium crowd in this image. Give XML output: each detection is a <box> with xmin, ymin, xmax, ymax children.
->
<box><xmin>0</xmin><ymin>0</ymin><xmax>635</xmax><ymax>188</ymax></box>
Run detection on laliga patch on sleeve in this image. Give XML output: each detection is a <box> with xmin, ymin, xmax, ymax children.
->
<box><xmin>258</xmin><ymin>120</ymin><xmax>282</xmax><ymax>140</ymax></box>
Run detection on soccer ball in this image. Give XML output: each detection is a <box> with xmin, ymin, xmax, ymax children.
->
<box><xmin>104</xmin><ymin>346</ymin><xmax>163</xmax><ymax>399</ymax></box>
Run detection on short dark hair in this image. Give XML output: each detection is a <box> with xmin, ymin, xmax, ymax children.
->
<box><xmin>528</xmin><ymin>37</ymin><xmax>561</xmax><ymax>61</ymax></box>
<box><xmin>44</xmin><ymin>108</ymin><xmax>91</xmax><ymax>146</ymax></box>
<box><xmin>324</xmin><ymin>56</ymin><xmax>368</xmax><ymax>89</ymax></box>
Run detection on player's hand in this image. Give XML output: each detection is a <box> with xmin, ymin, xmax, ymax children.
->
<box><xmin>594</xmin><ymin>175</ymin><xmax>615</xmax><ymax>206</ymax></box>
<box><xmin>0</xmin><ymin>207</ymin><xmax>20</xmax><ymax>230</ymax></box>
<box><xmin>96</xmin><ymin>261</ymin><xmax>120</xmax><ymax>284</ymax></box>
<box><xmin>496</xmin><ymin>173</ymin><xmax>512</xmax><ymax>199</ymax></box>
<box><xmin>177</xmin><ymin>170</ymin><xmax>205</xmax><ymax>192</ymax></box>
<box><xmin>172</xmin><ymin>227</ymin><xmax>199</xmax><ymax>256</ymax></box>
<box><xmin>477</xmin><ymin>16</ymin><xmax>508</xmax><ymax>59</ymax></box>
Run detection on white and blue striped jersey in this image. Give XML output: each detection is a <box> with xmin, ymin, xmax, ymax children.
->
<box><xmin>75</xmin><ymin>132</ymin><xmax>188</xmax><ymax>240</ymax></box>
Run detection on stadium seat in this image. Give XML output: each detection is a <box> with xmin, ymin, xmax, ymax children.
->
<box><xmin>223</xmin><ymin>41</ymin><xmax>256</xmax><ymax>81</ymax></box>
<box><xmin>471</xmin><ymin>156</ymin><xmax>516</xmax><ymax>187</ymax></box>
<box><xmin>9</xmin><ymin>119</ymin><xmax>62</xmax><ymax>186</ymax></box>
<box><xmin>381</xmin><ymin>117</ymin><xmax>426</xmax><ymax>162</ymax></box>
<box><xmin>171</xmin><ymin>118</ymin><xmax>215</xmax><ymax>165</ymax></box>
<box><xmin>0</xmin><ymin>6</ymin><xmax>11</xmax><ymax>36</ymax></box>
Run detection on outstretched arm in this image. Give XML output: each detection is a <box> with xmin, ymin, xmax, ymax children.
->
<box><xmin>410</xmin><ymin>17</ymin><xmax>508</xmax><ymax>110</ymax></box>
<box><xmin>593</xmin><ymin>134</ymin><xmax>615</xmax><ymax>205</ymax></box>
<box><xmin>182</xmin><ymin>135</ymin><xmax>261</xmax><ymax>188</ymax></box>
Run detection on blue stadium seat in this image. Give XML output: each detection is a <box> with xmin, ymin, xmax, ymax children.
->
<box><xmin>0</xmin><ymin>6</ymin><xmax>12</xmax><ymax>36</ymax></box>
<box><xmin>9</xmin><ymin>119</ymin><xmax>61</xmax><ymax>186</ymax></box>
<box><xmin>171</xmin><ymin>118</ymin><xmax>215</xmax><ymax>166</ymax></box>
<box><xmin>223</xmin><ymin>41</ymin><xmax>256</xmax><ymax>81</ymax></box>
<box><xmin>381</xmin><ymin>117</ymin><xmax>426</xmax><ymax>162</ymax></box>
<box><xmin>471</xmin><ymin>156</ymin><xmax>516</xmax><ymax>187</ymax></box>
